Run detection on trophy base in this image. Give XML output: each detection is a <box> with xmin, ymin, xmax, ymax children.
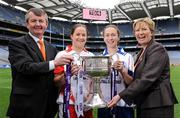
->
<box><xmin>85</xmin><ymin>93</ymin><xmax>107</xmax><ymax>108</ymax></box>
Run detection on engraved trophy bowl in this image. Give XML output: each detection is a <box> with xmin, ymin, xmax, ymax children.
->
<box><xmin>82</xmin><ymin>56</ymin><xmax>111</xmax><ymax>108</ymax></box>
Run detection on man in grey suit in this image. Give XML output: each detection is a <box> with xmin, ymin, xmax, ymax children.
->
<box><xmin>6</xmin><ymin>8</ymin><xmax>73</xmax><ymax>118</ymax></box>
<box><xmin>108</xmin><ymin>17</ymin><xmax>178</xmax><ymax>118</ymax></box>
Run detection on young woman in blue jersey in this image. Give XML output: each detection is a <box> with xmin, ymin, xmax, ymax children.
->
<box><xmin>98</xmin><ymin>25</ymin><xmax>135</xmax><ymax>118</ymax></box>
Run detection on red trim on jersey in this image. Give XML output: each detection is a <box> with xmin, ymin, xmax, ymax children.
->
<box><xmin>54</xmin><ymin>66</ymin><xmax>64</xmax><ymax>74</ymax></box>
<box><xmin>66</xmin><ymin>45</ymin><xmax>88</xmax><ymax>52</ymax></box>
<box><xmin>66</xmin><ymin>45</ymin><xmax>73</xmax><ymax>52</ymax></box>
<box><xmin>69</xmin><ymin>106</ymin><xmax>93</xmax><ymax>118</ymax></box>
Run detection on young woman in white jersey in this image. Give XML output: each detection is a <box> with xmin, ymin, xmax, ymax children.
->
<box><xmin>54</xmin><ymin>24</ymin><xmax>94</xmax><ymax>118</ymax></box>
<box><xmin>98</xmin><ymin>25</ymin><xmax>135</xmax><ymax>118</ymax></box>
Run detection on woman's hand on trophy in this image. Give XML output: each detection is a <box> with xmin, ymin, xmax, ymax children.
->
<box><xmin>107</xmin><ymin>94</ymin><xmax>121</xmax><ymax>108</ymax></box>
<box><xmin>71</xmin><ymin>64</ymin><xmax>81</xmax><ymax>75</ymax></box>
<box><xmin>112</xmin><ymin>61</ymin><xmax>124</xmax><ymax>72</ymax></box>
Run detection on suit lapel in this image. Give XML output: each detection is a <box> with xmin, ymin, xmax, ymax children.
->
<box><xmin>134</xmin><ymin>49</ymin><xmax>146</xmax><ymax>79</ymax></box>
<box><xmin>134</xmin><ymin>40</ymin><xmax>155</xmax><ymax>75</ymax></box>
<box><xmin>25</xmin><ymin>34</ymin><xmax>44</xmax><ymax>61</ymax></box>
<box><xmin>44</xmin><ymin>40</ymin><xmax>50</xmax><ymax>61</ymax></box>
<box><xmin>134</xmin><ymin>48</ymin><xmax>144</xmax><ymax>70</ymax></box>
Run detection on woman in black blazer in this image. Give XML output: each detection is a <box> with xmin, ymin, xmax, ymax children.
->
<box><xmin>108</xmin><ymin>17</ymin><xmax>178</xmax><ymax>118</ymax></box>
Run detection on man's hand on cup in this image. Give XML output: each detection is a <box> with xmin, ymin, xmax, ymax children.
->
<box><xmin>54</xmin><ymin>54</ymin><xmax>74</xmax><ymax>67</ymax></box>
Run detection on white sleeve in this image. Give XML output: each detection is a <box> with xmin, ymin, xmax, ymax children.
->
<box><xmin>49</xmin><ymin>60</ymin><xmax>55</xmax><ymax>70</ymax></box>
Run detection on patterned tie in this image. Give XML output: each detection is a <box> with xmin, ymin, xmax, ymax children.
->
<box><xmin>38</xmin><ymin>39</ymin><xmax>46</xmax><ymax>60</ymax></box>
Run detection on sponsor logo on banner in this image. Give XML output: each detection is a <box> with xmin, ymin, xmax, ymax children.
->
<box><xmin>83</xmin><ymin>8</ymin><xmax>107</xmax><ymax>20</ymax></box>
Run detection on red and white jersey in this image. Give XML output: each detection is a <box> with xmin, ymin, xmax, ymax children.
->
<box><xmin>54</xmin><ymin>45</ymin><xmax>94</xmax><ymax>104</ymax></box>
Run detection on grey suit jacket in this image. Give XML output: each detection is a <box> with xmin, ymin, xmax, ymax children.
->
<box><xmin>119</xmin><ymin>39</ymin><xmax>178</xmax><ymax>109</ymax></box>
<box><xmin>7</xmin><ymin>34</ymin><xmax>58</xmax><ymax>118</ymax></box>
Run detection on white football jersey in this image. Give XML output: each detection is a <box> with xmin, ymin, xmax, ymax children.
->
<box><xmin>101</xmin><ymin>48</ymin><xmax>134</xmax><ymax>107</ymax></box>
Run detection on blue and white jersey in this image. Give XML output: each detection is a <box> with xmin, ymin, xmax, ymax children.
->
<box><xmin>100</xmin><ymin>48</ymin><xmax>134</xmax><ymax>107</ymax></box>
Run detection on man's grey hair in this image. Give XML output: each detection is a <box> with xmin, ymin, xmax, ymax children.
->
<box><xmin>25</xmin><ymin>8</ymin><xmax>48</xmax><ymax>23</ymax></box>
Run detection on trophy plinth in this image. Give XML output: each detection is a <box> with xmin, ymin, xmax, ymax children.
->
<box><xmin>82</xmin><ymin>56</ymin><xmax>111</xmax><ymax>108</ymax></box>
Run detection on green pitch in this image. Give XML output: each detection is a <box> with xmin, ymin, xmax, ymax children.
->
<box><xmin>0</xmin><ymin>68</ymin><xmax>11</xmax><ymax>118</ymax></box>
<box><xmin>0</xmin><ymin>67</ymin><xmax>180</xmax><ymax>118</ymax></box>
<box><xmin>170</xmin><ymin>66</ymin><xmax>180</xmax><ymax>118</ymax></box>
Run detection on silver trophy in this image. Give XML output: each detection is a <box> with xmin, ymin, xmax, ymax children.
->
<box><xmin>82</xmin><ymin>56</ymin><xmax>111</xmax><ymax>108</ymax></box>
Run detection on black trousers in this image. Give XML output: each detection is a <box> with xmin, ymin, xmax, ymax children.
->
<box><xmin>137</xmin><ymin>105</ymin><xmax>174</xmax><ymax>118</ymax></box>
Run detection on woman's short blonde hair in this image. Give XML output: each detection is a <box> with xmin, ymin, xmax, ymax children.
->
<box><xmin>133</xmin><ymin>17</ymin><xmax>155</xmax><ymax>33</ymax></box>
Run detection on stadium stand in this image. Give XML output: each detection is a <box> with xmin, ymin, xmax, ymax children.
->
<box><xmin>0</xmin><ymin>45</ymin><xmax>10</xmax><ymax>68</ymax></box>
<box><xmin>0</xmin><ymin>4</ymin><xmax>25</xmax><ymax>25</ymax></box>
<box><xmin>168</xmin><ymin>51</ymin><xmax>180</xmax><ymax>65</ymax></box>
<box><xmin>0</xmin><ymin>3</ymin><xmax>180</xmax><ymax>65</ymax></box>
<box><xmin>156</xmin><ymin>18</ymin><xmax>180</xmax><ymax>35</ymax></box>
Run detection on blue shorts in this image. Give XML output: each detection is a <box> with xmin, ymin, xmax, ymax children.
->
<box><xmin>98</xmin><ymin>106</ymin><xmax>134</xmax><ymax>118</ymax></box>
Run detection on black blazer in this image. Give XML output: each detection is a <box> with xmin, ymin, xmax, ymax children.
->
<box><xmin>7</xmin><ymin>34</ymin><xmax>58</xmax><ymax>118</ymax></box>
<box><xmin>119</xmin><ymin>40</ymin><xmax>178</xmax><ymax>109</ymax></box>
